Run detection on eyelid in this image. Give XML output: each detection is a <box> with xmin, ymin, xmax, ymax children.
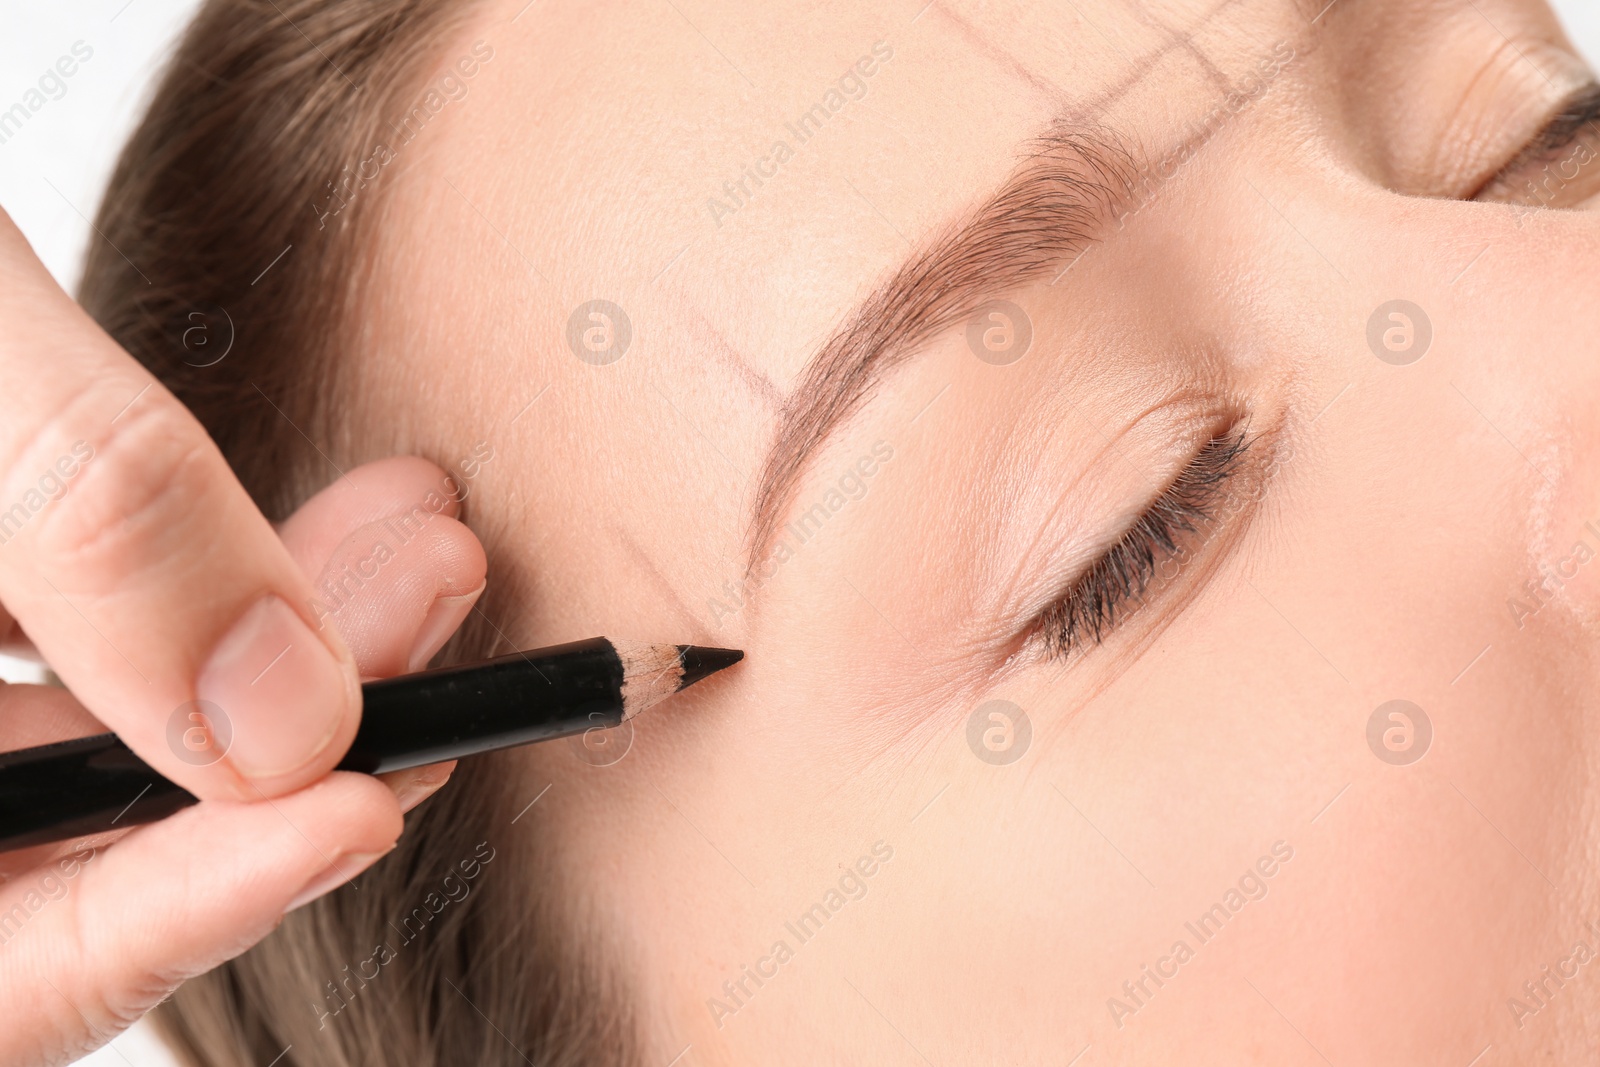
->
<box><xmin>998</xmin><ymin>412</ymin><xmax>1273</xmax><ymax>671</ymax></box>
<box><xmin>1470</xmin><ymin>80</ymin><xmax>1600</xmax><ymax>203</ymax></box>
<box><xmin>1013</xmin><ymin>420</ymin><xmax>1254</xmax><ymax>665</ymax></box>
<box><xmin>985</xmin><ymin>395</ymin><xmax>1232</xmax><ymax>632</ymax></box>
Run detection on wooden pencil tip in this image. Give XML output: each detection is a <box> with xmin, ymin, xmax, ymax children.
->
<box><xmin>617</xmin><ymin>642</ymin><xmax>744</xmax><ymax>719</ymax></box>
<box><xmin>675</xmin><ymin>645</ymin><xmax>744</xmax><ymax>690</ymax></box>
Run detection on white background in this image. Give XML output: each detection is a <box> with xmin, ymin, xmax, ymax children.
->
<box><xmin>0</xmin><ymin>1</ymin><xmax>1596</xmax><ymax>1064</ymax></box>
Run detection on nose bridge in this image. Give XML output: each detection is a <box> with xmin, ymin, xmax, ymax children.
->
<box><xmin>1437</xmin><ymin>205</ymin><xmax>1600</xmax><ymax>494</ymax></box>
<box><xmin>1323</xmin><ymin>187</ymin><xmax>1600</xmax><ymax>631</ymax></box>
<box><xmin>1124</xmin><ymin>121</ymin><xmax>1574</xmax><ymax>487</ymax></box>
<box><xmin>1503</xmin><ymin>221</ymin><xmax>1600</xmax><ymax>619</ymax></box>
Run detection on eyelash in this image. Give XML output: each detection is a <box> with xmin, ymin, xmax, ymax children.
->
<box><xmin>1021</xmin><ymin>84</ymin><xmax>1596</xmax><ymax>662</ymax></box>
<box><xmin>1034</xmin><ymin>428</ymin><xmax>1249</xmax><ymax>661</ymax></box>
<box><xmin>1474</xmin><ymin>82</ymin><xmax>1600</xmax><ymax>203</ymax></box>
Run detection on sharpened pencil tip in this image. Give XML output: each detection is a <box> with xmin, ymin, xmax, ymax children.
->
<box><xmin>676</xmin><ymin>645</ymin><xmax>744</xmax><ymax>689</ymax></box>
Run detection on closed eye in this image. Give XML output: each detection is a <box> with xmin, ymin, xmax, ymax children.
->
<box><xmin>1473</xmin><ymin>81</ymin><xmax>1600</xmax><ymax>206</ymax></box>
<box><xmin>1031</xmin><ymin>427</ymin><xmax>1249</xmax><ymax>661</ymax></box>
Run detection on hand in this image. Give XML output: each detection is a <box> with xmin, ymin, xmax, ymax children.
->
<box><xmin>0</xmin><ymin>210</ymin><xmax>487</xmax><ymax>1065</ymax></box>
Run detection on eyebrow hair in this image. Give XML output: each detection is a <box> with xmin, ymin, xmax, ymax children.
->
<box><xmin>747</xmin><ymin>124</ymin><xmax>1140</xmax><ymax>557</ymax></box>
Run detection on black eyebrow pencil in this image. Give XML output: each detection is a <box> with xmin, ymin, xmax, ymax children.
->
<box><xmin>0</xmin><ymin>637</ymin><xmax>742</xmax><ymax>853</ymax></box>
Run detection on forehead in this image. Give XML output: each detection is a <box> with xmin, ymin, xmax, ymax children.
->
<box><xmin>382</xmin><ymin>0</ymin><xmax>1308</xmax><ymax>392</ymax></box>
<box><xmin>350</xmin><ymin>0</ymin><xmax>1562</xmax><ymax>640</ymax></box>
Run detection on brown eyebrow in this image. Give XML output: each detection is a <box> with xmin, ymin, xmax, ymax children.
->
<box><xmin>746</xmin><ymin>123</ymin><xmax>1140</xmax><ymax>558</ymax></box>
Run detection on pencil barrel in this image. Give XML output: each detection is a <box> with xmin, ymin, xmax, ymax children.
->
<box><xmin>0</xmin><ymin>734</ymin><xmax>195</xmax><ymax>852</ymax></box>
<box><xmin>0</xmin><ymin>637</ymin><xmax>632</xmax><ymax>852</ymax></box>
<box><xmin>339</xmin><ymin>637</ymin><xmax>627</xmax><ymax>774</ymax></box>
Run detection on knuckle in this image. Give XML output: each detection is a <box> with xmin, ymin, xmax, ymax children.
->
<box><xmin>25</xmin><ymin>386</ymin><xmax>224</xmax><ymax>585</ymax></box>
<box><xmin>54</xmin><ymin>864</ymin><xmax>178</xmax><ymax>1039</ymax></box>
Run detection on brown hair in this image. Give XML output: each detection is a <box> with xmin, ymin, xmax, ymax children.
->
<box><xmin>78</xmin><ymin>1</ymin><xmax>634</xmax><ymax>1063</ymax></box>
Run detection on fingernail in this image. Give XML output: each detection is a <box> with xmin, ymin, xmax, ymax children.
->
<box><xmin>407</xmin><ymin>583</ymin><xmax>485</xmax><ymax>672</ymax></box>
<box><xmin>288</xmin><ymin>848</ymin><xmax>392</xmax><ymax>912</ymax></box>
<box><xmin>393</xmin><ymin>762</ymin><xmax>456</xmax><ymax>812</ymax></box>
<box><xmin>197</xmin><ymin>595</ymin><xmax>355</xmax><ymax>782</ymax></box>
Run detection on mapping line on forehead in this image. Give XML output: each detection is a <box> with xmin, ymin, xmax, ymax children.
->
<box><xmin>951</xmin><ymin>0</ymin><xmax>1262</xmax><ymax>129</ymax></box>
<box><xmin>611</xmin><ymin>523</ymin><xmax>708</xmax><ymax>635</ymax></box>
<box><xmin>740</xmin><ymin>0</ymin><xmax>1291</xmax><ymax>563</ymax></box>
<box><xmin>1177</xmin><ymin>38</ymin><xmax>1238</xmax><ymax>95</ymax></box>
<box><xmin>926</xmin><ymin>4</ymin><xmax>1073</xmax><ymax>108</ymax></box>
<box><xmin>1101</xmin><ymin>0</ymin><xmax>1238</xmax><ymax>94</ymax></box>
<box><xmin>679</xmin><ymin>305</ymin><xmax>784</xmax><ymax>411</ymax></box>
<box><xmin>745</xmin><ymin>123</ymin><xmax>1140</xmax><ymax>561</ymax></box>
<box><xmin>1109</xmin><ymin>0</ymin><xmax>1276</xmax><ymax>106</ymax></box>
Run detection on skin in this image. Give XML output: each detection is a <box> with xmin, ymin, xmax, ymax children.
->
<box><xmin>7</xmin><ymin>0</ymin><xmax>1599</xmax><ymax>1062</ymax></box>
<box><xmin>342</xmin><ymin>0</ymin><xmax>1600</xmax><ymax>1062</ymax></box>
<box><xmin>0</xmin><ymin>416</ymin><xmax>483</xmax><ymax>1062</ymax></box>
<box><xmin>0</xmin><ymin>141</ymin><xmax>483</xmax><ymax>1065</ymax></box>
<box><xmin>0</xmin><ymin>209</ymin><xmax>484</xmax><ymax>1059</ymax></box>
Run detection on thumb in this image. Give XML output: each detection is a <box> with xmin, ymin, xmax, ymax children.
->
<box><xmin>0</xmin><ymin>210</ymin><xmax>363</xmax><ymax>803</ymax></box>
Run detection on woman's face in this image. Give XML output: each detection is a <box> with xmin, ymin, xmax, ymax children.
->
<box><xmin>351</xmin><ymin>0</ymin><xmax>1600</xmax><ymax>1060</ymax></box>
